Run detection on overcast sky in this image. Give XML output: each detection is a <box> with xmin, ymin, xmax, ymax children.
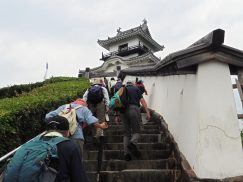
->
<box><xmin>0</xmin><ymin>0</ymin><xmax>243</xmax><ymax>88</ymax></box>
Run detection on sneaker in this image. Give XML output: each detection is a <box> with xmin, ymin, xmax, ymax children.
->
<box><xmin>127</xmin><ymin>142</ymin><xmax>141</xmax><ymax>158</ymax></box>
<box><xmin>124</xmin><ymin>153</ymin><xmax>132</xmax><ymax>161</ymax></box>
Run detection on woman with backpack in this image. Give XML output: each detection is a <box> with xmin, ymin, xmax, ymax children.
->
<box><xmin>83</xmin><ymin>79</ymin><xmax>110</xmax><ymax>138</ymax></box>
<box><xmin>45</xmin><ymin>99</ymin><xmax>108</xmax><ymax>160</ymax></box>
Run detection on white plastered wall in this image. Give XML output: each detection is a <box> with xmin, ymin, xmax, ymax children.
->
<box><xmin>104</xmin><ymin>58</ymin><xmax>128</xmax><ymax>73</ymax></box>
<box><xmin>109</xmin><ymin>38</ymin><xmax>139</xmax><ymax>52</ymax></box>
<box><xmin>124</xmin><ymin>61</ymin><xmax>243</xmax><ymax>179</ymax></box>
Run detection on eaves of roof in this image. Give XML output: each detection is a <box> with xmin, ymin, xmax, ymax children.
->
<box><xmin>98</xmin><ymin>27</ymin><xmax>164</xmax><ymax>52</ymax></box>
<box><xmin>120</xmin><ymin>29</ymin><xmax>243</xmax><ymax>77</ymax></box>
<box><xmin>104</xmin><ymin>52</ymin><xmax>160</xmax><ymax>64</ymax></box>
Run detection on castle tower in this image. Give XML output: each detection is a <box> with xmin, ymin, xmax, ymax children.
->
<box><xmin>79</xmin><ymin>20</ymin><xmax>164</xmax><ymax>79</ymax></box>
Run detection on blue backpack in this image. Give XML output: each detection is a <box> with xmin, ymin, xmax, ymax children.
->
<box><xmin>109</xmin><ymin>85</ymin><xmax>129</xmax><ymax>111</ymax></box>
<box><xmin>2</xmin><ymin>135</ymin><xmax>68</xmax><ymax>182</ymax></box>
<box><xmin>87</xmin><ymin>85</ymin><xmax>104</xmax><ymax>104</ymax></box>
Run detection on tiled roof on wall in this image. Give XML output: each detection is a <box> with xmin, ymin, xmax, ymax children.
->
<box><xmin>120</xmin><ymin>29</ymin><xmax>243</xmax><ymax>77</ymax></box>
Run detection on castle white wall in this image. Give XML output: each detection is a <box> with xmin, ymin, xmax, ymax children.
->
<box><xmin>104</xmin><ymin>58</ymin><xmax>129</xmax><ymax>73</ymax></box>
<box><xmin>108</xmin><ymin>37</ymin><xmax>151</xmax><ymax>53</ymax></box>
<box><xmin>109</xmin><ymin>38</ymin><xmax>140</xmax><ymax>52</ymax></box>
<box><xmin>124</xmin><ymin>61</ymin><xmax>243</xmax><ymax>179</ymax></box>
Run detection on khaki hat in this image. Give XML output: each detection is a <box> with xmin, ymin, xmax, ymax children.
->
<box><xmin>92</xmin><ymin>79</ymin><xmax>101</xmax><ymax>85</ymax></box>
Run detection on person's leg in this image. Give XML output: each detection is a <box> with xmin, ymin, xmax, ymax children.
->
<box><xmin>121</xmin><ymin>111</ymin><xmax>132</xmax><ymax>161</ymax></box>
<box><xmin>88</xmin><ymin>103</ymin><xmax>96</xmax><ymax>115</ymax></box>
<box><xmin>128</xmin><ymin>105</ymin><xmax>141</xmax><ymax>144</ymax></box>
<box><xmin>95</xmin><ymin>102</ymin><xmax>106</xmax><ymax>121</ymax></box>
<box><xmin>88</xmin><ymin>104</ymin><xmax>96</xmax><ymax>137</ymax></box>
<box><xmin>127</xmin><ymin>105</ymin><xmax>142</xmax><ymax>158</ymax></box>
<box><xmin>94</xmin><ymin>102</ymin><xmax>106</xmax><ymax>138</ymax></box>
<box><xmin>71</xmin><ymin>139</ymin><xmax>84</xmax><ymax>160</ymax></box>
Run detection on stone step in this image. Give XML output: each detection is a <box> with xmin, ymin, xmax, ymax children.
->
<box><xmin>84</xmin><ymin>158</ymin><xmax>177</xmax><ymax>171</ymax></box>
<box><xmin>104</xmin><ymin>128</ymin><xmax>161</xmax><ymax>135</ymax></box>
<box><xmin>83</xmin><ymin>150</ymin><xmax>171</xmax><ymax>160</ymax></box>
<box><xmin>83</xmin><ymin>114</ymin><xmax>183</xmax><ymax>181</ymax></box>
<box><xmin>84</xmin><ymin>142</ymin><xmax>169</xmax><ymax>151</ymax></box>
<box><xmin>107</xmin><ymin>121</ymin><xmax>158</xmax><ymax>126</ymax></box>
<box><xmin>101</xmin><ymin>134</ymin><xmax>163</xmax><ymax>143</ymax></box>
<box><xmin>108</xmin><ymin>124</ymin><xmax>159</xmax><ymax>130</ymax></box>
<box><xmin>86</xmin><ymin>169</ymin><xmax>181</xmax><ymax>182</ymax></box>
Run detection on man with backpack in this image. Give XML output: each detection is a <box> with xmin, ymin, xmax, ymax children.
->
<box><xmin>83</xmin><ymin>79</ymin><xmax>110</xmax><ymax>138</ymax></box>
<box><xmin>118</xmin><ymin>80</ymin><xmax>151</xmax><ymax>161</ymax></box>
<box><xmin>2</xmin><ymin>115</ymin><xmax>90</xmax><ymax>182</ymax></box>
<box><xmin>110</xmin><ymin>78</ymin><xmax>123</xmax><ymax>97</ymax></box>
<box><xmin>45</xmin><ymin>99</ymin><xmax>108</xmax><ymax>159</ymax></box>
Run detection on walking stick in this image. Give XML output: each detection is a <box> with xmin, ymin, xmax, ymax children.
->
<box><xmin>96</xmin><ymin>136</ymin><xmax>104</xmax><ymax>182</ymax></box>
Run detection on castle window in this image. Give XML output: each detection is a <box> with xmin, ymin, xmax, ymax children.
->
<box><xmin>118</xmin><ymin>43</ymin><xmax>128</xmax><ymax>52</ymax></box>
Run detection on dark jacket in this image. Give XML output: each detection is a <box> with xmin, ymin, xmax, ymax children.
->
<box><xmin>43</xmin><ymin>137</ymin><xmax>90</xmax><ymax>182</ymax></box>
<box><xmin>126</xmin><ymin>84</ymin><xmax>143</xmax><ymax>107</ymax></box>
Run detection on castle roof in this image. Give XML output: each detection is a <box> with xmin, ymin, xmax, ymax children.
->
<box><xmin>97</xmin><ymin>20</ymin><xmax>164</xmax><ymax>52</ymax></box>
<box><xmin>79</xmin><ymin>52</ymin><xmax>160</xmax><ymax>78</ymax></box>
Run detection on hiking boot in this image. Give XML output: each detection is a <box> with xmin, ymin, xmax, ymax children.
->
<box><xmin>127</xmin><ymin>142</ymin><xmax>141</xmax><ymax>158</ymax></box>
<box><xmin>124</xmin><ymin>153</ymin><xmax>132</xmax><ymax>161</ymax></box>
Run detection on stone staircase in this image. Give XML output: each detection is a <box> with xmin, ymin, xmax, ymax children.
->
<box><xmin>83</xmin><ymin>113</ymin><xmax>183</xmax><ymax>182</ymax></box>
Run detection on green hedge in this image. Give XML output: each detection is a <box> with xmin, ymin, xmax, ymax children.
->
<box><xmin>0</xmin><ymin>77</ymin><xmax>90</xmax><ymax>156</ymax></box>
<box><xmin>0</xmin><ymin>82</ymin><xmax>44</xmax><ymax>99</ymax></box>
<box><xmin>0</xmin><ymin>77</ymin><xmax>80</xmax><ymax>99</ymax></box>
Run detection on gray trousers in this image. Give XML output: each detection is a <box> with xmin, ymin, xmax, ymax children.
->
<box><xmin>89</xmin><ymin>102</ymin><xmax>106</xmax><ymax>137</ymax></box>
<box><xmin>120</xmin><ymin>105</ymin><xmax>142</xmax><ymax>155</ymax></box>
<box><xmin>88</xmin><ymin>102</ymin><xmax>106</xmax><ymax>121</ymax></box>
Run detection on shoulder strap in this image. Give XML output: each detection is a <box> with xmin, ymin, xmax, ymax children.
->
<box><xmin>49</xmin><ymin>136</ymin><xmax>69</xmax><ymax>145</ymax></box>
<box><xmin>73</xmin><ymin>105</ymin><xmax>83</xmax><ymax>110</ymax></box>
<box><xmin>40</xmin><ymin>135</ymin><xmax>69</xmax><ymax>146</ymax></box>
<box><xmin>64</xmin><ymin>104</ymin><xmax>71</xmax><ymax>110</ymax></box>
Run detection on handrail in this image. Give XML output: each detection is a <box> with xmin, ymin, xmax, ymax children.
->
<box><xmin>0</xmin><ymin>147</ymin><xmax>20</xmax><ymax>163</ymax></box>
<box><xmin>0</xmin><ymin>132</ymin><xmax>46</xmax><ymax>163</ymax></box>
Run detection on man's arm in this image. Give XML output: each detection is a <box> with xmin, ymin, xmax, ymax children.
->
<box><xmin>79</xmin><ymin>107</ymin><xmax>108</xmax><ymax>129</ymax></box>
<box><xmin>82</xmin><ymin>89</ymin><xmax>89</xmax><ymax>101</ymax></box>
<box><xmin>94</xmin><ymin>122</ymin><xmax>108</xmax><ymax>129</ymax></box>
<box><xmin>140</xmin><ymin>98</ymin><xmax>151</xmax><ymax>121</ymax></box>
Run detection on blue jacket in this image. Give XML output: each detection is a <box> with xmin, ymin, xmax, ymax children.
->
<box><xmin>45</xmin><ymin>103</ymin><xmax>98</xmax><ymax>140</ymax></box>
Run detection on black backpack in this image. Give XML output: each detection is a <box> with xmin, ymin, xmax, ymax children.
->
<box><xmin>87</xmin><ymin>85</ymin><xmax>104</xmax><ymax>104</ymax></box>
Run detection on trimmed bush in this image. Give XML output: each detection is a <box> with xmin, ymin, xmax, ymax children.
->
<box><xmin>0</xmin><ymin>77</ymin><xmax>80</xmax><ymax>99</ymax></box>
<box><xmin>0</xmin><ymin>77</ymin><xmax>90</xmax><ymax>156</ymax></box>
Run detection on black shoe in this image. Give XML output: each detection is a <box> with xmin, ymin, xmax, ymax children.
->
<box><xmin>124</xmin><ymin>153</ymin><xmax>132</xmax><ymax>161</ymax></box>
<box><xmin>127</xmin><ymin>142</ymin><xmax>141</xmax><ymax>158</ymax></box>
